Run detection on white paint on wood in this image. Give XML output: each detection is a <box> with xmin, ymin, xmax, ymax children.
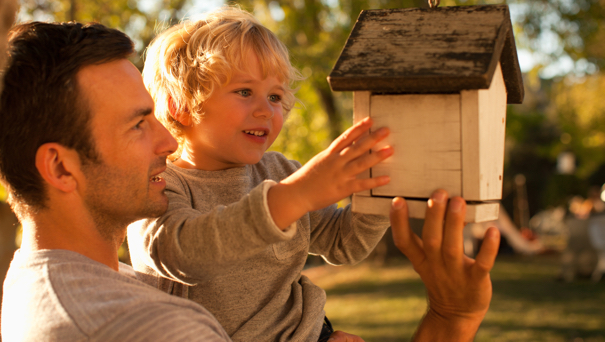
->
<box><xmin>369</xmin><ymin>94</ymin><xmax>462</xmax><ymax>198</ymax></box>
<box><xmin>461</xmin><ymin>63</ymin><xmax>507</xmax><ymax>201</ymax></box>
<box><xmin>352</xmin><ymin>194</ymin><xmax>499</xmax><ymax>223</ymax></box>
<box><xmin>353</xmin><ymin>91</ymin><xmax>372</xmax><ymax>196</ymax></box>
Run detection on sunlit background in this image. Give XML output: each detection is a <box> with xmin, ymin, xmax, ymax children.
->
<box><xmin>2</xmin><ymin>0</ymin><xmax>605</xmax><ymax>341</ymax></box>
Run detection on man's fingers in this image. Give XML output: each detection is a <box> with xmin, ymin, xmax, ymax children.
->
<box><xmin>474</xmin><ymin>226</ymin><xmax>500</xmax><ymax>274</ymax></box>
<box><xmin>330</xmin><ymin>117</ymin><xmax>372</xmax><ymax>152</ymax></box>
<box><xmin>442</xmin><ymin>196</ymin><xmax>466</xmax><ymax>266</ymax></box>
<box><xmin>390</xmin><ymin>197</ymin><xmax>425</xmax><ymax>264</ymax></box>
<box><xmin>422</xmin><ymin>190</ymin><xmax>448</xmax><ymax>259</ymax></box>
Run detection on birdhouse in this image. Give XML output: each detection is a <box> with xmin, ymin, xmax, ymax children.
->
<box><xmin>328</xmin><ymin>5</ymin><xmax>524</xmax><ymax>222</ymax></box>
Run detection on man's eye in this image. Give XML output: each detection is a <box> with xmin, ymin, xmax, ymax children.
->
<box><xmin>236</xmin><ymin>89</ymin><xmax>251</xmax><ymax>97</ymax></box>
<box><xmin>134</xmin><ymin>119</ymin><xmax>144</xmax><ymax>130</ymax></box>
<box><xmin>269</xmin><ymin>94</ymin><xmax>282</xmax><ymax>102</ymax></box>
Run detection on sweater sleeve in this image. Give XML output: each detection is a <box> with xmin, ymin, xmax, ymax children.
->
<box><xmin>127</xmin><ymin>171</ymin><xmax>296</xmax><ymax>285</ymax></box>
<box><xmin>307</xmin><ymin>204</ymin><xmax>390</xmax><ymax>265</ymax></box>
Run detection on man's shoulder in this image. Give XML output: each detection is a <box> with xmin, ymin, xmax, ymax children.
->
<box><xmin>1</xmin><ymin>250</ymin><xmax>228</xmax><ymax>341</ymax></box>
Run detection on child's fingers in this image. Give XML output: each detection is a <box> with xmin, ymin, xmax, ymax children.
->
<box><xmin>346</xmin><ymin>145</ymin><xmax>393</xmax><ymax>175</ymax></box>
<box><xmin>330</xmin><ymin>118</ymin><xmax>372</xmax><ymax>152</ymax></box>
<box><xmin>340</xmin><ymin>126</ymin><xmax>390</xmax><ymax>160</ymax></box>
<box><xmin>351</xmin><ymin>175</ymin><xmax>390</xmax><ymax>193</ymax></box>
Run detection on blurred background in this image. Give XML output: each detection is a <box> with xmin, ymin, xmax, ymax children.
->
<box><xmin>2</xmin><ymin>0</ymin><xmax>605</xmax><ymax>340</ymax></box>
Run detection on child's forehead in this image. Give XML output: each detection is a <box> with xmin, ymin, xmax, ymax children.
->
<box><xmin>229</xmin><ymin>52</ymin><xmax>287</xmax><ymax>83</ymax></box>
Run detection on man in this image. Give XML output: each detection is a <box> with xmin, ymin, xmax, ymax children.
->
<box><xmin>0</xmin><ymin>21</ymin><xmax>500</xmax><ymax>341</ymax></box>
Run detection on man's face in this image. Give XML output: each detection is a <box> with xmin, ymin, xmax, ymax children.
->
<box><xmin>76</xmin><ymin>59</ymin><xmax>177</xmax><ymax>234</ymax></box>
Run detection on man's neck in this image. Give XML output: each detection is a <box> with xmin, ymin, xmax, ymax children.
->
<box><xmin>20</xmin><ymin>205</ymin><xmax>123</xmax><ymax>271</ymax></box>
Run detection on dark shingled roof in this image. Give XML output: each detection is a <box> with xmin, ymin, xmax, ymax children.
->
<box><xmin>328</xmin><ymin>5</ymin><xmax>524</xmax><ymax>104</ymax></box>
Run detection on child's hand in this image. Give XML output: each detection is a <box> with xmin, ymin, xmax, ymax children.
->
<box><xmin>268</xmin><ymin>117</ymin><xmax>393</xmax><ymax>229</ymax></box>
<box><xmin>285</xmin><ymin>117</ymin><xmax>392</xmax><ymax>211</ymax></box>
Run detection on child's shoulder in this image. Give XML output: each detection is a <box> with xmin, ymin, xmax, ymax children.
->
<box><xmin>257</xmin><ymin>152</ymin><xmax>302</xmax><ymax>176</ymax></box>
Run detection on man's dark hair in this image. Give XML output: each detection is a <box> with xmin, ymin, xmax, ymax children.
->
<box><xmin>0</xmin><ymin>22</ymin><xmax>134</xmax><ymax>218</ymax></box>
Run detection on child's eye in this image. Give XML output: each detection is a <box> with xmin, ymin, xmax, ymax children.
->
<box><xmin>268</xmin><ymin>94</ymin><xmax>282</xmax><ymax>102</ymax></box>
<box><xmin>236</xmin><ymin>89</ymin><xmax>252</xmax><ymax>97</ymax></box>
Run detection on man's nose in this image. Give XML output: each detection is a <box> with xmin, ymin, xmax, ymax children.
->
<box><xmin>154</xmin><ymin>119</ymin><xmax>178</xmax><ymax>156</ymax></box>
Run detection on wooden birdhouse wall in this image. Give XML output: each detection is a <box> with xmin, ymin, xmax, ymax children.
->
<box><xmin>355</xmin><ymin>63</ymin><xmax>506</xmax><ymax>201</ymax></box>
<box><xmin>461</xmin><ymin>63</ymin><xmax>507</xmax><ymax>201</ymax></box>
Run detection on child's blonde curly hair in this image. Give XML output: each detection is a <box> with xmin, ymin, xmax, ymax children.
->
<box><xmin>143</xmin><ymin>6</ymin><xmax>302</xmax><ymax>157</ymax></box>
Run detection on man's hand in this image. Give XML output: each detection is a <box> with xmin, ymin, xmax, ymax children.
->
<box><xmin>390</xmin><ymin>190</ymin><xmax>500</xmax><ymax>341</ymax></box>
<box><xmin>327</xmin><ymin>330</ymin><xmax>365</xmax><ymax>342</ymax></box>
<box><xmin>268</xmin><ymin>117</ymin><xmax>393</xmax><ymax>229</ymax></box>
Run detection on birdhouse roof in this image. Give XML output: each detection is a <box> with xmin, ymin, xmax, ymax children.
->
<box><xmin>328</xmin><ymin>5</ymin><xmax>524</xmax><ymax>104</ymax></box>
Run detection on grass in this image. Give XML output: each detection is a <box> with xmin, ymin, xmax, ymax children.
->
<box><xmin>302</xmin><ymin>255</ymin><xmax>605</xmax><ymax>342</ymax></box>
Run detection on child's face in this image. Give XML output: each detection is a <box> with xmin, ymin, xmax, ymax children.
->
<box><xmin>181</xmin><ymin>52</ymin><xmax>284</xmax><ymax>170</ymax></box>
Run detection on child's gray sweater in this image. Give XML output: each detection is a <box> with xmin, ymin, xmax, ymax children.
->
<box><xmin>127</xmin><ymin>152</ymin><xmax>389</xmax><ymax>342</ymax></box>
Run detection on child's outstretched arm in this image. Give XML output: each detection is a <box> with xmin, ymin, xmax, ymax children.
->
<box><xmin>267</xmin><ymin>117</ymin><xmax>392</xmax><ymax>230</ymax></box>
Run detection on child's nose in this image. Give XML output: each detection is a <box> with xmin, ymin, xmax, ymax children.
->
<box><xmin>252</xmin><ymin>98</ymin><xmax>274</xmax><ymax>119</ymax></box>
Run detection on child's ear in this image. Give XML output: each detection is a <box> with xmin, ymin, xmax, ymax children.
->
<box><xmin>35</xmin><ymin>143</ymin><xmax>81</xmax><ymax>193</ymax></box>
<box><xmin>168</xmin><ymin>96</ymin><xmax>192</xmax><ymax>127</ymax></box>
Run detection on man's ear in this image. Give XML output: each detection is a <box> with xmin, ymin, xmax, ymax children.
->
<box><xmin>35</xmin><ymin>143</ymin><xmax>82</xmax><ymax>193</ymax></box>
<box><xmin>168</xmin><ymin>96</ymin><xmax>192</xmax><ymax>126</ymax></box>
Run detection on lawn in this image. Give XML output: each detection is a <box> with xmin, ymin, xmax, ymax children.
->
<box><xmin>302</xmin><ymin>255</ymin><xmax>605</xmax><ymax>342</ymax></box>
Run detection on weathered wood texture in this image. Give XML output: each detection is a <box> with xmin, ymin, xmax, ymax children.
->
<box><xmin>352</xmin><ymin>194</ymin><xmax>500</xmax><ymax>222</ymax></box>
<box><xmin>328</xmin><ymin>5</ymin><xmax>524</xmax><ymax>104</ymax></box>
<box><xmin>370</xmin><ymin>93</ymin><xmax>462</xmax><ymax>198</ymax></box>
<box><xmin>461</xmin><ymin>63</ymin><xmax>507</xmax><ymax>201</ymax></box>
<box><xmin>354</xmin><ymin>91</ymin><xmax>372</xmax><ymax>197</ymax></box>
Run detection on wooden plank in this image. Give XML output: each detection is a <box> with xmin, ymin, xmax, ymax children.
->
<box><xmin>369</xmin><ymin>94</ymin><xmax>462</xmax><ymax>198</ymax></box>
<box><xmin>352</xmin><ymin>194</ymin><xmax>499</xmax><ymax>223</ymax></box>
<box><xmin>327</xmin><ymin>5</ymin><xmax>523</xmax><ymax>104</ymax></box>
<box><xmin>354</xmin><ymin>91</ymin><xmax>372</xmax><ymax>197</ymax></box>
<box><xmin>461</xmin><ymin>63</ymin><xmax>507</xmax><ymax>201</ymax></box>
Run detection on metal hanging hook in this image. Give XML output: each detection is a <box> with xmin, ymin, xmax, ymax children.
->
<box><xmin>428</xmin><ymin>0</ymin><xmax>440</xmax><ymax>8</ymax></box>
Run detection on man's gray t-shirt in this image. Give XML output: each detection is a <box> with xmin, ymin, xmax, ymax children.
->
<box><xmin>1</xmin><ymin>249</ymin><xmax>232</xmax><ymax>341</ymax></box>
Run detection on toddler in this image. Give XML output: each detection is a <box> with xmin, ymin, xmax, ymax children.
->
<box><xmin>128</xmin><ymin>6</ymin><xmax>393</xmax><ymax>342</ymax></box>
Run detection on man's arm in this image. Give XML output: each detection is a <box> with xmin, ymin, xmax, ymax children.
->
<box><xmin>390</xmin><ymin>190</ymin><xmax>500</xmax><ymax>341</ymax></box>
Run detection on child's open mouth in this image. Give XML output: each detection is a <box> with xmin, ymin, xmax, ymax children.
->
<box><xmin>244</xmin><ymin>130</ymin><xmax>266</xmax><ymax>137</ymax></box>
